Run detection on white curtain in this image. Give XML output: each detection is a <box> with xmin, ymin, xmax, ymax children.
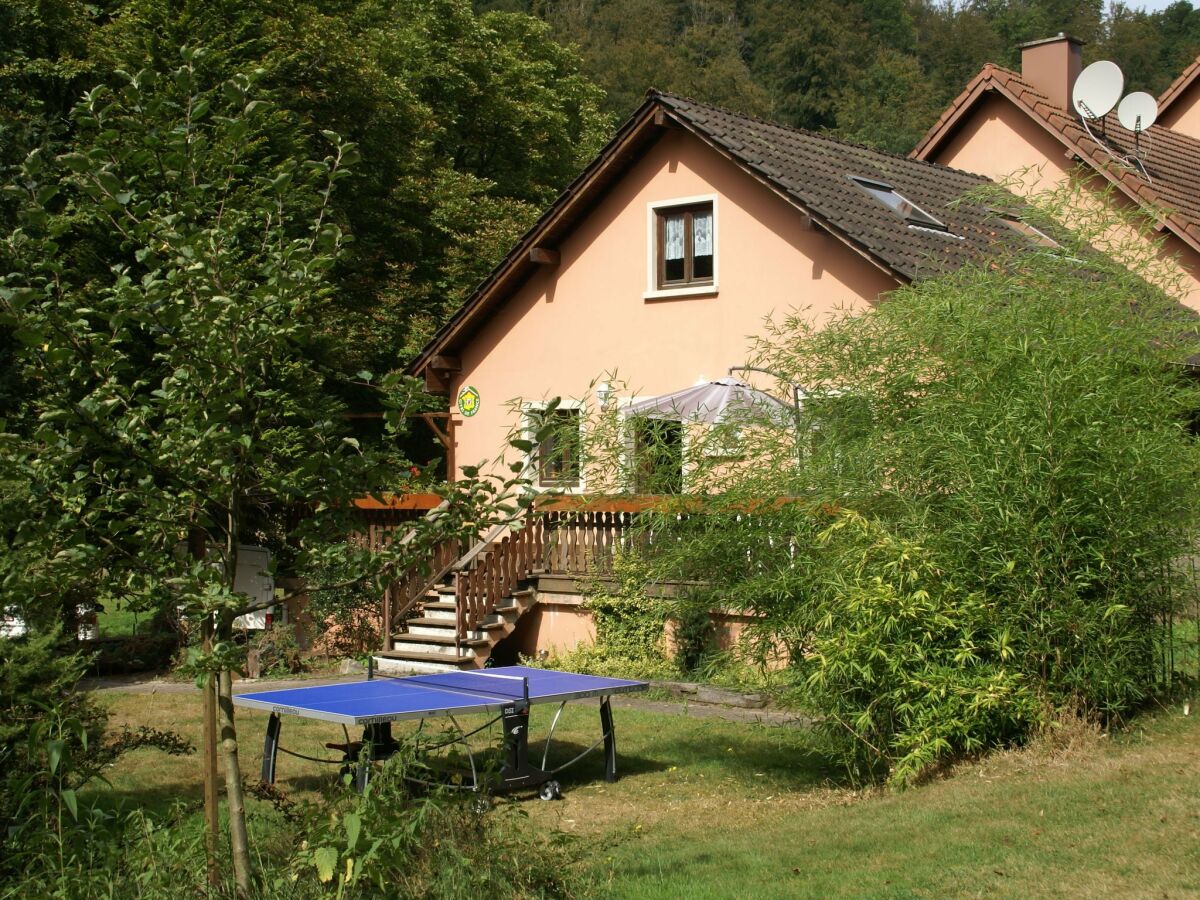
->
<box><xmin>692</xmin><ymin>211</ymin><xmax>713</xmax><ymax>256</ymax></box>
<box><xmin>664</xmin><ymin>214</ymin><xmax>685</xmax><ymax>260</ymax></box>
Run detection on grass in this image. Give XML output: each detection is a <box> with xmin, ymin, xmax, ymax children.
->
<box><xmin>92</xmin><ymin>687</ymin><xmax>1200</xmax><ymax>898</ymax></box>
<box><xmin>95</xmin><ymin>598</ymin><xmax>152</xmax><ymax>637</ymax></box>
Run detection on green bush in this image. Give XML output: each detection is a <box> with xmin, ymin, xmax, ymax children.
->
<box><xmin>249</xmin><ymin>623</ymin><xmax>305</xmax><ymax>678</ymax></box>
<box><xmin>1</xmin><ymin>632</ymin><xmax>192</xmax><ymax>891</ymax></box>
<box><xmin>3</xmin><ymin>722</ymin><xmax>578</xmax><ymax>899</ymax></box>
<box><xmin>540</xmin><ymin>555</ymin><xmax>678</xmax><ymax>681</ymax></box>
<box><xmin>1</xmin><ymin>631</ymin><xmax>106</xmax><ymax>839</ymax></box>
<box><xmin>275</xmin><ymin>742</ymin><xmax>579</xmax><ymax>898</ymax></box>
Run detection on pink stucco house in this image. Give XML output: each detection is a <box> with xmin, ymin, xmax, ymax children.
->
<box><xmin>410</xmin><ymin>90</ymin><xmax>1030</xmax><ymax>491</ymax></box>
<box><xmin>911</xmin><ymin>34</ymin><xmax>1200</xmax><ymax>309</ymax></box>
<box><xmin>375</xmin><ymin>90</ymin><xmax>1049</xmax><ymax>673</ymax></box>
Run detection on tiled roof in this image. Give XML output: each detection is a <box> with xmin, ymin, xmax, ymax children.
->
<box><xmin>410</xmin><ymin>91</ymin><xmax>1036</xmax><ymax>375</ymax></box>
<box><xmin>1158</xmin><ymin>54</ymin><xmax>1200</xmax><ymax>114</ymax></box>
<box><xmin>912</xmin><ymin>64</ymin><xmax>1200</xmax><ymax>253</ymax></box>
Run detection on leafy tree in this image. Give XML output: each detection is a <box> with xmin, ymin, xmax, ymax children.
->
<box><xmin>0</xmin><ymin>51</ymin><xmax>536</xmax><ymax>890</ymax></box>
<box><xmin>4</xmin><ymin>0</ymin><xmax>609</xmax><ymax>389</ymax></box>
<box><xmin>833</xmin><ymin>47</ymin><xmax>944</xmax><ymax>153</ymax></box>
<box><xmin>745</xmin><ymin>0</ymin><xmax>865</xmax><ymax>131</ymax></box>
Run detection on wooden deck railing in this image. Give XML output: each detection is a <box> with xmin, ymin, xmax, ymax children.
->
<box><xmin>365</xmin><ymin>494</ymin><xmax>718</xmax><ymax>648</ymax></box>
<box><xmin>541</xmin><ymin>508</ymin><xmax>637</xmax><ymax>575</ymax></box>
<box><xmin>454</xmin><ymin>515</ymin><xmax>546</xmax><ymax>642</ymax></box>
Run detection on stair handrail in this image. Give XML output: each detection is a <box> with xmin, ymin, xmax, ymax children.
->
<box><xmin>447</xmin><ymin>461</ymin><xmax>545</xmax><ymax>643</ymax></box>
<box><xmin>454</xmin><ymin>512</ymin><xmax>544</xmax><ymax>644</ymax></box>
<box><xmin>449</xmin><ymin>459</ymin><xmax>540</xmax><ymax>575</ymax></box>
<box><xmin>381</xmin><ymin>457</ymin><xmax>537</xmax><ymax>644</ymax></box>
<box><xmin>380</xmin><ymin>498</ymin><xmax>455</xmax><ymax>648</ymax></box>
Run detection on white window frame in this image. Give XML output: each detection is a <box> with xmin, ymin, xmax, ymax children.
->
<box><xmin>644</xmin><ymin>194</ymin><xmax>719</xmax><ymax>300</ymax></box>
<box><xmin>522</xmin><ymin>400</ymin><xmax>586</xmax><ymax>494</ymax></box>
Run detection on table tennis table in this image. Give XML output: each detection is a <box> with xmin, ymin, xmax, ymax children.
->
<box><xmin>235</xmin><ymin>665</ymin><xmax>648</xmax><ymax>798</ymax></box>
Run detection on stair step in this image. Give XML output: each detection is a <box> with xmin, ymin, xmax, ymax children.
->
<box><xmin>374</xmin><ymin>651</ymin><xmax>476</xmax><ymax>671</ymax></box>
<box><xmin>423</xmin><ymin>601</ymin><xmax>457</xmax><ymax>612</ymax></box>
<box><xmin>402</xmin><ymin>618</ymin><xmax>509</xmax><ymax>633</ymax></box>
<box><xmin>389</xmin><ymin>639</ymin><xmax>477</xmax><ymax>659</ymax></box>
<box><xmin>395</xmin><ymin>632</ymin><xmax>490</xmax><ymax>648</ymax></box>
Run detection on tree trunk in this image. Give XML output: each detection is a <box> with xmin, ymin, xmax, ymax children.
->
<box><xmin>190</xmin><ymin>527</ymin><xmax>221</xmax><ymax>889</ymax></box>
<box><xmin>217</xmin><ymin>664</ymin><xmax>253</xmax><ymax>895</ymax></box>
<box><xmin>202</xmin><ymin>626</ymin><xmax>221</xmax><ymax>890</ymax></box>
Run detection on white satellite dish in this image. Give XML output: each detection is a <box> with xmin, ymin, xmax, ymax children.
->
<box><xmin>1117</xmin><ymin>91</ymin><xmax>1158</xmax><ymax>133</ymax></box>
<box><xmin>1072</xmin><ymin>60</ymin><xmax>1124</xmax><ymax>119</ymax></box>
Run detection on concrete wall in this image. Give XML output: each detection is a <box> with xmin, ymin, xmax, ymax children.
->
<box><xmin>1161</xmin><ymin>82</ymin><xmax>1200</xmax><ymax>141</ymax></box>
<box><xmin>446</xmin><ymin>127</ymin><xmax>893</xmax><ymax>481</ymax></box>
<box><xmin>496</xmin><ymin>584</ymin><xmax>765</xmax><ymax>663</ymax></box>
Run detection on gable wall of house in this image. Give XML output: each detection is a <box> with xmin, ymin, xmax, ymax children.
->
<box><xmin>928</xmin><ymin>93</ymin><xmax>1200</xmax><ymax>308</ymax></box>
<box><xmin>1160</xmin><ymin>83</ymin><xmax>1200</xmax><ymax>140</ymax></box>
<box><xmin>445</xmin><ymin>127</ymin><xmax>896</xmax><ymax>482</ymax></box>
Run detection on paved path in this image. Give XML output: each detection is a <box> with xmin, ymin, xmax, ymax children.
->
<box><xmin>82</xmin><ymin>673</ymin><xmax>810</xmax><ymax>727</ymax></box>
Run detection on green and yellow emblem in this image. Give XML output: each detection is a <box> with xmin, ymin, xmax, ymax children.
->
<box><xmin>456</xmin><ymin>385</ymin><xmax>481</xmax><ymax>417</ymax></box>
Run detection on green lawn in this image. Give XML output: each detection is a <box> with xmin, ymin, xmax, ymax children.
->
<box><xmin>94</xmin><ymin>688</ymin><xmax>1200</xmax><ymax>898</ymax></box>
<box><xmin>95</xmin><ymin>598</ymin><xmax>152</xmax><ymax>637</ymax></box>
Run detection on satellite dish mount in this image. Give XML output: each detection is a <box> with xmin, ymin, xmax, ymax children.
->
<box><xmin>1071</xmin><ymin>60</ymin><xmax>1158</xmax><ymax>180</ymax></box>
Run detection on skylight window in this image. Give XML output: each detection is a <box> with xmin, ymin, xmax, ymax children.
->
<box><xmin>848</xmin><ymin>176</ymin><xmax>948</xmax><ymax>232</ymax></box>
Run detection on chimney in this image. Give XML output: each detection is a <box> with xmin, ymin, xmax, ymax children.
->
<box><xmin>1019</xmin><ymin>34</ymin><xmax>1083</xmax><ymax>110</ymax></box>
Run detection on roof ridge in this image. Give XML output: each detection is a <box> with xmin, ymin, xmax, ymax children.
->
<box><xmin>650</xmin><ymin>89</ymin><xmax>991</xmax><ymax>182</ymax></box>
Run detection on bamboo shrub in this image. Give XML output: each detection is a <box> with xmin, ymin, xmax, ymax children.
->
<box><xmin>580</xmin><ymin>189</ymin><xmax>1200</xmax><ymax>784</ymax></box>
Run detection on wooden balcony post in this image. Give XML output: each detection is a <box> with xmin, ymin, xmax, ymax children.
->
<box><xmin>381</xmin><ymin>581</ymin><xmax>392</xmax><ymax>652</ymax></box>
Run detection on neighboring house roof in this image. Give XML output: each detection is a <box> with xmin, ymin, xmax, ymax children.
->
<box><xmin>1158</xmin><ymin>54</ymin><xmax>1200</xmax><ymax>116</ymax></box>
<box><xmin>911</xmin><ymin>64</ymin><xmax>1200</xmax><ymax>256</ymax></box>
<box><xmin>410</xmin><ymin>90</ymin><xmax>1028</xmax><ymax>377</ymax></box>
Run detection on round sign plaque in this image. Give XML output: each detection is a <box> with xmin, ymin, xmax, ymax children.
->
<box><xmin>457</xmin><ymin>385</ymin><xmax>481</xmax><ymax>417</ymax></box>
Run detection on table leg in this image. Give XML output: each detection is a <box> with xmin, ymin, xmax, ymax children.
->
<box><xmin>600</xmin><ymin>696</ymin><xmax>617</xmax><ymax>783</ymax></box>
<box><xmin>354</xmin><ymin>727</ymin><xmax>374</xmax><ymax>794</ymax></box>
<box><xmin>261</xmin><ymin>713</ymin><xmax>281</xmax><ymax>784</ymax></box>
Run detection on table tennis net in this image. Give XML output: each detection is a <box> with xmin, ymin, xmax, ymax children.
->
<box><xmin>382</xmin><ymin>669</ymin><xmax>529</xmax><ymax>702</ymax></box>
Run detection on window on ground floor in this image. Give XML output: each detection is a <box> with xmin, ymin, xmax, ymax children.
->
<box><xmin>534</xmin><ymin>406</ymin><xmax>582</xmax><ymax>488</ymax></box>
<box><xmin>630</xmin><ymin>416</ymin><xmax>684</xmax><ymax>494</ymax></box>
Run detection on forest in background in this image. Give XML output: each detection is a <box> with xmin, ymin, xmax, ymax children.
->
<box><xmin>481</xmin><ymin>0</ymin><xmax>1200</xmax><ymax>153</ymax></box>
<box><xmin>5</xmin><ymin>0</ymin><xmax>1200</xmax><ymax>402</ymax></box>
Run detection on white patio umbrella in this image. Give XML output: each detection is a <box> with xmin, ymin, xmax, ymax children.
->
<box><xmin>621</xmin><ymin>376</ymin><xmax>794</xmax><ymax>425</ymax></box>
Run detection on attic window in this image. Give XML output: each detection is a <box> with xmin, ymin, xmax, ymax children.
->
<box><xmin>848</xmin><ymin>176</ymin><xmax>949</xmax><ymax>233</ymax></box>
<box><xmin>998</xmin><ymin>213</ymin><xmax>1060</xmax><ymax>249</ymax></box>
<box><xmin>656</xmin><ymin>202</ymin><xmax>714</xmax><ymax>288</ymax></box>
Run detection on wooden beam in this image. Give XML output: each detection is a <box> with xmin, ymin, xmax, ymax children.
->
<box><xmin>353</xmin><ymin>492</ymin><xmax>443</xmax><ymax>511</ymax></box>
<box><xmin>653</xmin><ymin>108</ymin><xmax>667</xmax><ymax>127</ymax></box>
<box><xmin>424</xmin><ymin>368</ymin><xmax>449</xmax><ymax>394</ymax></box>
<box><xmin>419</xmin><ymin>412</ymin><xmax>453</xmax><ymax>449</ymax></box>
<box><xmin>529</xmin><ymin>247</ymin><xmax>560</xmax><ymax>265</ymax></box>
<box><xmin>427</xmin><ymin>354</ymin><xmax>461</xmax><ymax>373</ymax></box>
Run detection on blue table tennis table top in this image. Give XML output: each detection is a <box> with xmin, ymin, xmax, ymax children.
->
<box><xmin>234</xmin><ymin>665</ymin><xmax>647</xmax><ymax>725</ymax></box>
